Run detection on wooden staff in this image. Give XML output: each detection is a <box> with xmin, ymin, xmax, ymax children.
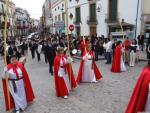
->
<box><xmin>119</xmin><ymin>20</ymin><xmax>125</xmax><ymax>61</ymax></box>
<box><xmin>64</xmin><ymin>0</ymin><xmax>72</xmax><ymax>91</ymax></box>
<box><xmin>80</xmin><ymin>23</ymin><xmax>87</xmax><ymax>54</ymax></box>
<box><xmin>3</xmin><ymin>0</ymin><xmax>11</xmax><ymax>110</ymax></box>
<box><xmin>119</xmin><ymin>20</ymin><xmax>125</xmax><ymax>41</ymax></box>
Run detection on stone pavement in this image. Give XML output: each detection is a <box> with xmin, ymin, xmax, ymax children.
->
<box><xmin>0</xmin><ymin>53</ymin><xmax>147</xmax><ymax>113</ymax></box>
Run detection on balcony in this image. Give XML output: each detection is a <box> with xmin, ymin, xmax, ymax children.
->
<box><xmin>105</xmin><ymin>14</ymin><xmax>119</xmax><ymax>23</ymax></box>
<box><xmin>87</xmin><ymin>18</ymin><xmax>98</xmax><ymax>25</ymax></box>
<box><xmin>0</xmin><ymin>21</ymin><xmax>10</xmax><ymax>29</ymax></box>
<box><xmin>105</xmin><ymin>18</ymin><xmax>119</xmax><ymax>23</ymax></box>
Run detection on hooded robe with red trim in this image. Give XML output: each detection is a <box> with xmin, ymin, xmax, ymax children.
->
<box><xmin>125</xmin><ymin>67</ymin><xmax>150</xmax><ymax>113</ymax></box>
<box><xmin>54</xmin><ymin>55</ymin><xmax>77</xmax><ymax>97</ymax></box>
<box><xmin>76</xmin><ymin>50</ymin><xmax>102</xmax><ymax>84</ymax></box>
<box><xmin>111</xmin><ymin>45</ymin><xmax>122</xmax><ymax>73</ymax></box>
<box><xmin>2</xmin><ymin>62</ymin><xmax>35</xmax><ymax>111</ymax></box>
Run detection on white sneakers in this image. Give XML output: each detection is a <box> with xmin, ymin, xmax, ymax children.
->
<box><xmin>64</xmin><ymin>96</ymin><xmax>68</xmax><ymax>99</ymax></box>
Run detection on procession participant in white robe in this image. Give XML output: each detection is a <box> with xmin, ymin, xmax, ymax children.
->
<box><xmin>111</xmin><ymin>41</ymin><xmax>126</xmax><ymax>73</ymax></box>
<box><xmin>2</xmin><ymin>55</ymin><xmax>35</xmax><ymax>113</ymax></box>
<box><xmin>121</xmin><ymin>47</ymin><xmax>126</xmax><ymax>72</ymax></box>
<box><xmin>54</xmin><ymin>47</ymin><xmax>77</xmax><ymax>99</ymax></box>
<box><xmin>76</xmin><ymin>44</ymin><xmax>102</xmax><ymax>84</ymax></box>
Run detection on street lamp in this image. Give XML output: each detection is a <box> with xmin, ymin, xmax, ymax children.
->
<box><xmin>135</xmin><ymin>0</ymin><xmax>140</xmax><ymax>38</ymax></box>
<box><xmin>97</xmin><ymin>6</ymin><xmax>101</xmax><ymax>13</ymax></box>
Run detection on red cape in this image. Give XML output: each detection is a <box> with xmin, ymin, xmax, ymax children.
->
<box><xmin>54</xmin><ymin>55</ymin><xmax>77</xmax><ymax>97</ymax></box>
<box><xmin>76</xmin><ymin>50</ymin><xmax>103</xmax><ymax>84</ymax></box>
<box><xmin>78</xmin><ymin>40</ymin><xmax>90</xmax><ymax>55</ymax></box>
<box><xmin>125</xmin><ymin>67</ymin><xmax>150</xmax><ymax>113</ymax></box>
<box><xmin>111</xmin><ymin>45</ymin><xmax>122</xmax><ymax>73</ymax></box>
<box><xmin>123</xmin><ymin>39</ymin><xmax>131</xmax><ymax>51</ymax></box>
<box><xmin>2</xmin><ymin>62</ymin><xmax>35</xmax><ymax>111</ymax></box>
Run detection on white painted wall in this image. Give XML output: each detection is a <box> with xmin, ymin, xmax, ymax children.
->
<box><xmin>97</xmin><ymin>0</ymin><xmax>108</xmax><ymax>37</ymax></box>
<box><xmin>47</xmin><ymin>0</ymin><xmax>144</xmax><ymax>37</ymax></box>
<box><xmin>43</xmin><ymin>0</ymin><xmax>52</xmax><ymax>29</ymax></box>
<box><xmin>67</xmin><ymin>0</ymin><xmax>142</xmax><ymax>38</ymax></box>
<box><xmin>67</xmin><ymin>0</ymin><xmax>91</xmax><ymax>36</ymax></box>
<box><xmin>51</xmin><ymin>0</ymin><xmax>65</xmax><ymax>34</ymax></box>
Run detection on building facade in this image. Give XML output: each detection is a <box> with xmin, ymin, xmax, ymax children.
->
<box><xmin>30</xmin><ymin>18</ymin><xmax>40</xmax><ymax>33</ymax></box>
<box><xmin>67</xmin><ymin>0</ymin><xmax>143</xmax><ymax>38</ymax></box>
<box><xmin>141</xmin><ymin>0</ymin><xmax>150</xmax><ymax>38</ymax></box>
<box><xmin>42</xmin><ymin>0</ymin><xmax>52</xmax><ymax>34</ymax></box>
<box><xmin>15</xmin><ymin>7</ymin><xmax>30</xmax><ymax>37</ymax></box>
<box><xmin>0</xmin><ymin>0</ymin><xmax>16</xmax><ymax>39</ymax></box>
<box><xmin>42</xmin><ymin>0</ymin><xmax>149</xmax><ymax>39</ymax></box>
<box><xmin>51</xmin><ymin>0</ymin><xmax>65</xmax><ymax>35</ymax></box>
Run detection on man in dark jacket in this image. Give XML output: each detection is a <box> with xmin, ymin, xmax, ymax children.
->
<box><xmin>41</xmin><ymin>41</ymin><xmax>48</xmax><ymax>63</ymax></box>
<box><xmin>29</xmin><ymin>41</ymin><xmax>36</xmax><ymax>59</ymax></box>
<box><xmin>137</xmin><ymin>32</ymin><xmax>145</xmax><ymax>51</ymax></box>
<box><xmin>45</xmin><ymin>38</ymin><xmax>56</xmax><ymax>75</ymax></box>
<box><xmin>146</xmin><ymin>38</ymin><xmax>150</xmax><ymax>59</ymax></box>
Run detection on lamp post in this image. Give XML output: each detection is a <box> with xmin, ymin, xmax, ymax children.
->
<box><xmin>135</xmin><ymin>0</ymin><xmax>140</xmax><ymax>38</ymax></box>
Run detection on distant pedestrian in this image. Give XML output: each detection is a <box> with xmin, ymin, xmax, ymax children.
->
<box><xmin>41</xmin><ymin>41</ymin><xmax>48</xmax><ymax>63</ymax></box>
<box><xmin>129</xmin><ymin>39</ymin><xmax>137</xmax><ymax>67</ymax></box>
<box><xmin>137</xmin><ymin>32</ymin><xmax>145</xmax><ymax>51</ymax></box>
<box><xmin>29</xmin><ymin>41</ymin><xmax>36</xmax><ymax>59</ymax></box>
<box><xmin>35</xmin><ymin>42</ymin><xmax>41</xmax><ymax>62</ymax></box>
<box><xmin>123</xmin><ymin>37</ymin><xmax>131</xmax><ymax>64</ymax></box>
<box><xmin>146</xmin><ymin>38</ymin><xmax>150</xmax><ymax>59</ymax></box>
<box><xmin>105</xmin><ymin>38</ymin><xmax>112</xmax><ymax>64</ymax></box>
<box><xmin>45</xmin><ymin>38</ymin><xmax>56</xmax><ymax>75</ymax></box>
<box><xmin>112</xmin><ymin>39</ymin><xmax>117</xmax><ymax>57</ymax></box>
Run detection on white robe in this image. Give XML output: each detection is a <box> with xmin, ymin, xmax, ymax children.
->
<box><xmin>121</xmin><ymin>56</ymin><xmax>126</xmax><ymax>72</ymax></box>
<box><xmin>82</xmin><ymin>54</ymin><xmax>96</xmax><ymax>82</ymax></box>
<box><xmin>2</xmin><ymin>67</ymin><xmax>27</xmax><ymax>111</ymax></box>
<box><xmin>58</xmin><ymin>57</ymin><xmax>71</xmax><ymax>93</ymax></box>
<box><xmin>121</xmin><ymin>48</ymin><xmax>126</xmax><ymax>72</ymax></box>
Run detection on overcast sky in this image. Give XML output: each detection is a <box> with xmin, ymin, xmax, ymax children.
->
<box><xmin>13</xmin><ymin>0</ymin><xmax>45</xmax><ymax>20</ymax></box>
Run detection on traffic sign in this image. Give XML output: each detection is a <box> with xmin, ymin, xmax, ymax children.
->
<box><xmin>69</xmin><ymin>24</ymin><xmax>74</xmax><ymax>31</ymax></box>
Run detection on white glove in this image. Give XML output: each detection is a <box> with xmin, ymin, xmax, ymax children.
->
<box><xmin>87</xmin><ymin>55</ymin><xmax>91</xmax><ymax>59</ymax></box>
<box><xmin>58</xmin><ymin>72</ymin><xmax>63</xmax><ymax>77</ymax></box>
<box><xmin>2</xmin><ymin>67</ymin><xmax>8</xmax><ymax>79</ymax></box>
<box><xmin>83</xmin><ymin>54</ymin><xmax>88</xmax><ymax>61</ymax></box>
<box><xmin>67</xmin><ymin>57</ymin><xmax>73</xmax><ymax>63</ymax></box>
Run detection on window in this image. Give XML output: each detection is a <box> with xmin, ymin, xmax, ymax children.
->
<box><xmin>62</xmin><ymin>13</ymin><xmax>65</xmax><ymax>21</ymax></box>
<box><xmin>75</xmin><ymin>7</ymin><xmax>80</xmax><ymax>23</ymax></box>
<box><xmin>58</xmin><ymin>14</ymin><xmax>61</xmax><ymax>21</ymax></box>
<box><xmin>109</xmin><ymin>0</ymin><xmax>117</xmax><ymax>21</ymax></box>
<box><xmin>55</xmin><ymin>16</ymin><xmax>57</xmax><ymax>21</ymax></box>
<box><xmin>1</xmin><ymin>4</ymin><xmax>4</xmax><ymax>13</ymax></box>
<box><xmin>90</xmin><ymin>3</ymin><xmax>96</xmax><ymax>22</ymax></box>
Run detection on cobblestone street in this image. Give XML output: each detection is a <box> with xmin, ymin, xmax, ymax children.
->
<box><xmin>0</xmin><ymin>54</ymin><xmax>147</xmax><ymax>113</ymax></box>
